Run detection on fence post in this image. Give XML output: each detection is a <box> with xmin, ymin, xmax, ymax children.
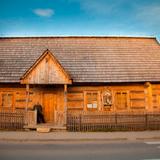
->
<box><xmin>115</xmin><ymin>113</ymin><xmax>118</xmax><ymax>125</ymax></box>
<box><xmin>66</xmin><ymin>113</ymin><xmax>68</xmax><ymax>130</ymax></box>
<box><xmin>34</xmin><ymin>110</ymin><xmax>37</xmax><ymax>125</ymax></box>
<box><xmin>145</xmin><ymin>113</ymin><xmax>148</xmax><ymax>130</ymax></box>
<box><xmin>79</xmin><ymin>114</ymin><xmax>82</xmax><ymax>131</ymax></box>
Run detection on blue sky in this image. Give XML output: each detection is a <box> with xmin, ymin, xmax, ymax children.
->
<box><xmin>0</xmin><ymin>0</ymin><xmax>160</xmax><ymax>40</ymax></box>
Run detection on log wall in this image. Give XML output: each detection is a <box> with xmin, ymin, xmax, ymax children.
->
<box><xmin>0</xmin><ymin>84</ymin><xmax>65</xmax><ymax>125</ymax></box>
<box><xmin>0</xmin><ymin>83</ymin><xmax>160</xmax><ymax>128</ymax></box>
<box><xmin>67</xmin><ymin>83</ymin><xmax>160</xmax><ymax>113</ymax></box>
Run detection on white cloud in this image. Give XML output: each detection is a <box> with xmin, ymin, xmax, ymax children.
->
<box><xmin>135</xmin><ymin>4</ymin><xmax>160</xmax><ymax>34</ymax></box>
<box><xmin>33</xmin><ymin>8</ymin><xmax>54</xmax><ymax>17</ymax></box>
<box><xmin>79</xmin><ymin>0</ymin><xmax>114</xmax><ymax>15</ymax></box>
<box><xmin>136</xmin><ymin>5</ymin><xmax>160</xmax><ymax>25</ymax></box>
<box><xmin>69</xmin><ymin>0</ymin><xmax>130</xmax><ymax>15</ymax></box>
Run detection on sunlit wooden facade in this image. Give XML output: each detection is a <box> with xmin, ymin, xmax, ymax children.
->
<box><xmin>0</xmin><ymin>36</ymin><xmax>160</xmax><ymax>127</ymax></box>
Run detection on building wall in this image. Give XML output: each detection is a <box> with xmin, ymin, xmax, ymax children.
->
<box><xmin>0</xmin><ymin>84</ymin><xmax>65</xmax><ymax>125</ymax></box>
<box><xmin>67</xmin><ymin>83</ymin><xmax>160</xmax><ymax>113</ymax></box>
<box><xmin>0</xmin><ymin>83</ymin><xmax>160</xmax><ymax>125</ymax></box>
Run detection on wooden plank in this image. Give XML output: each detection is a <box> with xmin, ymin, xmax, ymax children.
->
<box><xmin>67</xmin><ymin>93</ymin><xmax>84</xmax><ymax>101</ymax></box>
<box><xmin>43</xmin><ymin>93</ymin><xmax>57</xmax><ymax>123</ymax></box>
<box><xmin>64</xmin><ymin>84</ymin><xmax>67</xmax><ymax>126</ymax></box>
<box><xmin>68</xmin><ymin>101</ymin><xmax>84</xmax><ymax>109</ymax></box>
<box><xmin>21</xmin><ymin>51</ymin><xmax>72</xmax><ymax>84</ymax></box>
<box><xmin>25</xmin><ymin>84</ymin><xmax>29</xmax><ymax>111</ymax></box>
<box><xmin>130</xmin><ymin>93</ymin><xmax>145</xmax><ymax>99</ymax></box>
<box><xmin>145</xmin><ymin>82</ymin><xmax>153</xmax><ymax>111</ymax></box>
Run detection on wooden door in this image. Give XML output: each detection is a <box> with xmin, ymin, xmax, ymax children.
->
<box><xmin>43</xmin><ymin>93</ymin><xmax>57</xmax><ymax>123</ymax></box>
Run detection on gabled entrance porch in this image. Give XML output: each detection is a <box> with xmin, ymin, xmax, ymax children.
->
<box><xmin>20</xmin><ymin>50</ymin><xmax>72</xmax><ymax>129</ymax></box>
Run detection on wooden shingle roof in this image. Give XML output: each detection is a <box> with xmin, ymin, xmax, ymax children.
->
<box><xmin>0</xmin><ymin>36</ymin><xmax>160</xmax><ymax>83</ymax></box>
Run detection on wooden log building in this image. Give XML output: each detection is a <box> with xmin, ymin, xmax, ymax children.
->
<box><xmin>0</xmin><ymin>36</ymin><xmax>160</xmax><ymax>128</ymax></box>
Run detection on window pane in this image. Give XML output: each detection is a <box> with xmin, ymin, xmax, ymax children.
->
<box><xmin>86</xmin><ymin>93</ymin><xmax>92</xmax><ymax>103</ymax></box>
<box><xmin>86</xmin><ymin>92</ymin><xmax>98</xmax><ymax>110</ymax></box>
<box><xmin>92</xmin><ymin>93</ymin><xmax>97</xmax><ymax>101</ymax></box>
<box><xmin>2</xmin><ymin>93</ymin><xmax>13</xmax><ymax>108</ymax></box>
<box><xmin>121</xmin><ymin>93</ymin><xmax>127</xmax><ymax>108</ymax></box>
<box><xmin>87</xmin><ymin>104</ymin><xmax>93</xmax><ymax>108</ymax></box>
<box><xmin>2</xmin><ymin>94</ymin><xmax>8</xmax><ymax>107</ymax></box>
<box><xmin>116</xmin><ymin>93</ymin><xmax>121</xmax><ymax>106</ymax></box>
<box><xmin>92</xmin><ymin>102</ymin><xmax>97</xmax><ymax>108</ymax></box>
<box><xmin>8</xmin><ymin>94</ymin><xmax>13</xmax><ymax>107</ymax></box>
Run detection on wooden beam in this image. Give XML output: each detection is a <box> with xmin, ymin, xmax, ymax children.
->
<box><xmin>64</xmin><ymin>84</ymin><xmax>67</xmax><ymax>126</ymax></box>
<box><xmin>25</xmin><ymin>84</ymin><xmax>30</xmax><ymax>111</ymax></box>
<box><xmin>144</xmin><ymin>82</ymin><xmax>153</xmax><ymax>111</ymax></box>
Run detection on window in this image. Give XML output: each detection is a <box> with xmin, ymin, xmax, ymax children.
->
<box><xmin>2</xmin><ymin>93</ymin><xmax>13</xmax><ymax>108</ymax></box>
<box><xmin>86</xmin><ymin>92</ymin><xmax>98</xmax><ymax>110</ymax></box>
<box><xmin>153</xmin><ymin>94</ymin><xmax>160</xmax><ymax>110</ymax></box>
<box><xmin>103</xmin><ymin>90</ymin><xmax>112</xmax><ymax>107</ymax></box>
<box><xmin>115</xmin><ymin>91</ymin><xmax>128</xmax><ymax>110</ymax></box>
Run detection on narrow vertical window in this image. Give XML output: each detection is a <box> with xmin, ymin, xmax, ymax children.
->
<box><xmin>2</xmin><ymin>93</ymin><xmax>13</xmax><ymax>108</ymax></box>
<box><xmin>86</xmin><ymin>92</ymin><xmax>98</xmax><ymax>110</ymax></box>
<box><xmin>115</xmin><ymin>91</ymin><xmax>128</xmax><ymax>110</ymax></box>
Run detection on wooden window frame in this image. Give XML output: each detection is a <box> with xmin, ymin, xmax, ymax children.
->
<box><xmin>114</xmin><ymin>91</ymin><xmax>129</xmax><ymax>111</ymax></box>
<box><xmin>1</xmin><ymin>92</ymin><xmax>14</xmax><ymax>109</ymax></box>
<box><xmin>153</xmin><ymin>94</ymin><xmax>160</xmax><ymax>111</ymax></box>
<box><xmin>84</xmin><ymin>91</ymin><xmax>100</xmax><ymax>111</ymax></box>
<box><xmin>102</xmin><ymin>90</ymin><xmax>112</xmax><ymax>108</ymax></box>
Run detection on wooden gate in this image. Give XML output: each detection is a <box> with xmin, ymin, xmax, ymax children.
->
<box><xmin>43</xmin><ymin>93</ymin><xmax>57</xmax><ymax>123</ymax></box>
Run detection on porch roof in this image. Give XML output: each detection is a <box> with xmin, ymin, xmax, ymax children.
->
<box><xmin>20</xmin><ymin>50</ymin><xmax>72</xmax><ymax>84</ymax></box>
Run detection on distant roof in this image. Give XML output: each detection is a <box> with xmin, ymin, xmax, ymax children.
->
<box><xmin>0</xmin><ymin>36</ymin><xmax>160</xmax><ymax>83</ymax></box>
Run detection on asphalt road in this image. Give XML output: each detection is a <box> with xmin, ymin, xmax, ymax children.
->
<box><xmin>0</xmin><ymin>140</ymin><xmax>160</xmax><ymax>160</ymax></box>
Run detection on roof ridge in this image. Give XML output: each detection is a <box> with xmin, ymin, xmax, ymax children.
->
<box><xmin>0</xmin><ymin>35</ymin><xmax>156</xmax><ymax>39</ymax></box>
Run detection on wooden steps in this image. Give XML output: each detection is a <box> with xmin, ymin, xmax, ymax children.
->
<box><xmin>24</xmin><ymin>123</ymin><xmax>67</xmax><ymax>132</ymax></box>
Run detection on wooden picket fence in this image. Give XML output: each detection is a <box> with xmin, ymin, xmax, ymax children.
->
<box><xmin>24</xmin><ymin>110</ymin><xmax>37</xmax><ymax>126</ymax></box>
<box><xmin>0</xmin><ymin>109</ymin><xmax>37</xmax><ymax>130</ymax></box>
<box><xmin>67</xmin><ymin>111</ymin><xmax>160</xmax><ymax>131</ymax></box>
<box><xmin>1</xmin><ymin>109</ymin><xmax>160</xmax><ymax>131</ymax></box>
<box><xmin>0</xmin><ymin>109</ymin><xmax>25</xmax><ymax>129</ymax></box>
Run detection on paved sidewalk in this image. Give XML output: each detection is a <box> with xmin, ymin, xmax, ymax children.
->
<box><xmin>0</xmin><ymin>130</ymin><xmax>160</xmax><ymax>142</ymax></box>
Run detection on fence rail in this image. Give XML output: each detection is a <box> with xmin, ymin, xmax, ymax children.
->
<box><xmin>67</xmin><ymin>111</ymin><xmax>160</xmax><ymax>131</ymax></box>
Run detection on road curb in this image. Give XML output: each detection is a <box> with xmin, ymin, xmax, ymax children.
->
<box><xmin>0</xmin><ymin>138</ymin><xmax>128</xmax><ymax>142</ymax></box>
<box><xmin>1</xmin><ymin>137</ymin><xmax>160</xmax><ymax>142</ymax></box>
<box><xmin>136</xmin><ymin>137</ymin><xmax>160</xmax><ymax>140</ymax></box>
